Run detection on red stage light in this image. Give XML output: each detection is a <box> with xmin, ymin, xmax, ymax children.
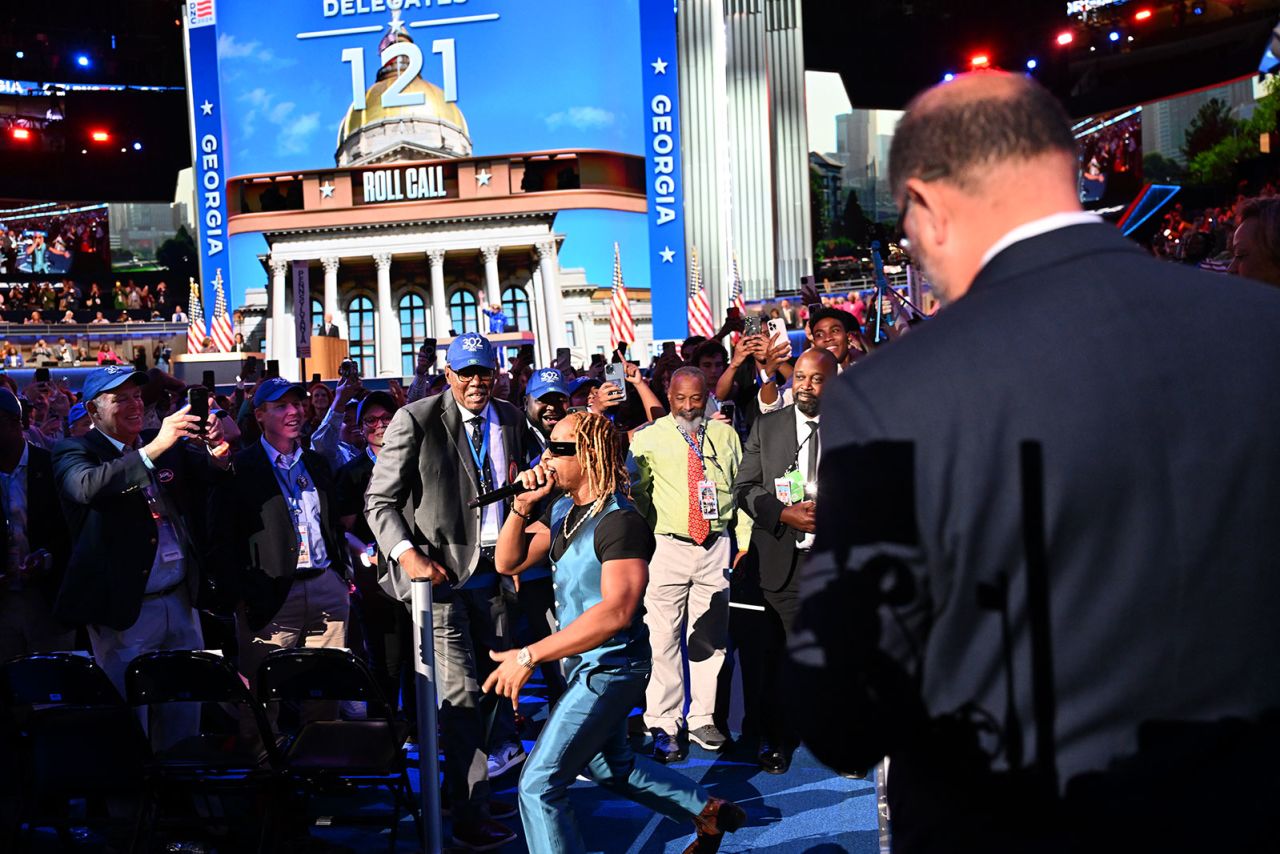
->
<box><xmin>1056</xmin><ymin>31</ymin><xmax>1074</xmax><ymax>46</ymax></box>
<box><xmin>90</xmin><ymin>130</ymin><xmax>110</xmax><ymax>142</ymax></box>
<box><xmin>970</xmin><ymin>53</ymin><xmax>991</xmax><ymax>68</ymax></box>
<box><xmin>10</xmin><ymin>128</ymin><xmax>31</xmax><ymax>141</ymax></box>
<box><xmin>1134</xmin><ymin>8</ymin><xmax>1153</xmax><ymax>20</ymax></box>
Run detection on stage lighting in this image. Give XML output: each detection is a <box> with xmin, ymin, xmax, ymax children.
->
<box><xmin>1026</xmin><ymin>58</ymin><xmax>1038</xmax><ymax>70</ymax></box>
<box><xmin>1056</xmin><ymin>31</ymin><xmax>1074</xmax><ymax>46</ymax></box>
<box><xmin>10</xmin><ymin>128</ymin><xmax>31</xmax><ymax>141</ymax></box>
<box><xmin>90</xmin><ymin>130</ymin><xmax>110</xmax><ymax>142</ymax></box>
<box><xmin>970</xmin><ymin>53</ymin><xmax>990</xmax><ymax>68</ymax></box>
<box><xmin>14</xmin><ymin>50</ymin><xmax>23</xmax><ymax>59</ymax></box>
<box><xmin>1109</xmin><ymin>31</ymin><xmax>1121</xmax><ymax>42</ymax></box>
<box><xmin>943</xmin><ymin>72</ymin><xmax>955</xmax><ymax>82</ymax></box>
<box><xmin>76</xmin><ymin>54</ymin><xmax>90</xmax><ymax>67</ymax></box>
<box><xmin>133</xmin><ymin>141</ymin><xmax>142</xmax><ymax>151</ymax></box>
<box><xmin>1134</xmin><ymin>8</ymin><xmax>1153</xmax><ymax>21</ymax></box>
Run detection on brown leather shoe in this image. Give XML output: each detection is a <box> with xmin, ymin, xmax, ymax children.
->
<box><xmin>450</xmin><ymin>817</ymin><xmax>517</xmax><ymax>851</ymax></box>
<box><xmin>682</xmin><ymin>796</ymin><xmax>746</xmax><ymax>854</ymax></box>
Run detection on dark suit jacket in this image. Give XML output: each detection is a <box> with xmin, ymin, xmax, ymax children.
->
<box><xmin>794</xmin><ymin>223</ymin><xmax>1280</xmax><ymax>849</ymax></box>
<box><xmin>0</xmin><ymin>444</ymin><xmax>71</xmax><ymax>610</ymax></box>
<box><xmin>733</xmin><ymin>405</ymin><xmax>807</xmax><ymax>593</ymax></box>
<box><xmin>366</xmin><ymin>392</ymin><xmax>538</xmax><ymax>601</ymax></box>
<box><xmin>52</xmin><ymin>429</ymin><xmax>224</xmax><ymax>630</ymax></box>
<box><xmin>215</xmin><ymin>441</ymin><xmax>351</xmax><ymax>632</ymax></box>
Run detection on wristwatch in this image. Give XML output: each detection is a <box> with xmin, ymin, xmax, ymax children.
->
<box><xmin>516</xmin><ymin>646</ymin><xmax>536</xmax><ymax>670</ymax></box>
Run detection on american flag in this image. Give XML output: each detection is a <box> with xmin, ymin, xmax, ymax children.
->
<box><xmin>187</xmin><ymin>278</ymin><xmax>206</xmax><ymax>354</ymax></box>
<box><xmin>687</xmin><ymin>246</ymin><xmax>716</xmax><ymax>338</ymax></box>
<box><xmin>729</xmin><ymin>254</ymin><xmax>747</xmax><ymax>345</ymax></box>
<box><xmin>194</xmin><ymin>0</ymin><xmax>214</xmax><ymax>17</ymax></box>
<box><xmin>608</xmin><ymin>242</ymin><xmax>636</xmax><ymax>351</ymax></box>
<box><xmin>209</xmin><ymin>269</ymin><xmax>235</xmax><ymax>352</ymax></box>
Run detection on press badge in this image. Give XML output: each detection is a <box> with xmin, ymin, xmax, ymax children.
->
<box><xmin>697</xmin><ymin>480</ymin><xmax>720</xmax><ymax>520</ymax></box>
<box><xmin>297</xmin><ymin>525</ymin><xmax>313</xmax><ymax>567</ymax></box>
<box><xmin>774</xmin><ymin>470</ymin><xmax>805</xmax><ymax>505</ymax></box>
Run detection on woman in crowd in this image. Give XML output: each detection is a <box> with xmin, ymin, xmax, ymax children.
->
<box><xmin>95</xmin><ymin>342</ymin><xmax>120</xmax><ymax>365</ymax></box>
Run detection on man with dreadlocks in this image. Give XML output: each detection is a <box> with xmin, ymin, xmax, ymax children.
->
<box><xmin>488</xmin><ymin>411</ymin><xmax>745</xmax><ymax>854</ymax></box>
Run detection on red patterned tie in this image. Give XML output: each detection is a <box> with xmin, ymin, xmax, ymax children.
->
<box><xmin>687</xmin><ymin>445</ymin><xmax>710</xmax><ymax>545</ymax></box>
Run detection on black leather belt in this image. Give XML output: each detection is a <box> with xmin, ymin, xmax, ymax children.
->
<box><xmin>142</xmin><ymin>581</ymin><xmax>184</xmax><ymax>600</ymax></box>
<box><xmin>294</xmin><ymin>568</ymin><xmax>326</xmax><ymax>581</ymax></box>
<box><xmin>665</xmin><ymin>532</ymin><xmax>721</xmax><ymax>550</ymax></box>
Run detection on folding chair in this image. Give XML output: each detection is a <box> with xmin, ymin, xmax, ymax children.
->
<box><xmin>257</xmin><ymin>647</ymin><xmax>420</xmax><ymax>852</ymax></box>
<box><xmin>125</xmin><ymin>650</ymin><xmax>279</xmax><ymax>853</ymax></box>
<box><xmin>0</xmin><ymin>653</ymin><xmax>148</xmax><ymax>852</ymax></box>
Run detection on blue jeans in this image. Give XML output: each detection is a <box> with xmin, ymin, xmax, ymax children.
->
<box><xmin>519</xmin><ymin>664</ymin><xmax>708</xmax><ymax>854</ymax></box>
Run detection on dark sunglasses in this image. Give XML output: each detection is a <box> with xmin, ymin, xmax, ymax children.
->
<box><xmin>546</xmin><ymin>440</ymin><xmax>577</xmax><ymax>458</ymax></box>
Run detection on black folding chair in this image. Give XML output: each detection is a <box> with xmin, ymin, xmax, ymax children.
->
<box><xmin>257</xmin><ymin>647</ymin><xmax>419</xmax><ymax>852</ymax></box>
<box><xmin>0</xmin><ymin>653</ymin><xmax>149</xmax><ymax>852</ymax></box>
<box><xmin>125</xmin><ymin>650</ymin><xmax>279</xmax><ymax>852</ymax></box>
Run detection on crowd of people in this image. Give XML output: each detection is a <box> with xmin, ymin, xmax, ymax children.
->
<box><xmin>0</xmin><ymin>278</ymin><xmax>189</xmax><ymax>325</ymax></box>
<box><xmin>0</xmin><ymin>207</ymin><xmax>110</xmax><ymax>276</ymax></box>
<box><xmin>0</xmin><ymin>285</ymin><xmax>914</xmax><ymax>851</ymax></box>
<box><xmin>7</xmin><ymin>66</ymin><xmax>1280</xmax><ymax>854</ymax></box>
<box><xmin>1145</xmin><ymin>180</ymin><xmax>1280</xmax><ymax>267</ymax></box>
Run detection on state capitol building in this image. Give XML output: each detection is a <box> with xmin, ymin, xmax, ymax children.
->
<box><xmin>228</xmin><ymin>23</ymin><xmax>656</xmax><ymax>378</ymax></box>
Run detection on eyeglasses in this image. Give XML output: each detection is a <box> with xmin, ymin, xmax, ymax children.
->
<box><xmin>361</xmin><ymin>415</ymin><xmax>393</xmax><ymax>427</ymax></box>
<box><xmin>546</xmin><ymin>440</ymin><xmax>577</xmax><ymax>457</ymax></box>
<box><xmin>453</xmin><ymin>370</ymin><xmax>494</xmax><ymax>385</ymax></box>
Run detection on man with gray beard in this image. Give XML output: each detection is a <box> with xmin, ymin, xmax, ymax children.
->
<box><xmin>629</xmin><ymin>367</ymin><xmax>751</xmax><ymax>763</ymax></box>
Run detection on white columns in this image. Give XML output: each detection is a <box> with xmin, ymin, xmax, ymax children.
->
<box><xmin>535</xmin><ymin>240</ymin><xmax>567</xmax><ymax>352</ymax></box>
<box><xmin>427</xmin><ymin>249</ymin><xmax>449</xmax><ymax>338</ymax></box>
<box><xmin>725</xmin><ymin>0</ymin><xmax>775</xmax><ymax>310</ymax></box>
<box><xmin>528</xmin><ymin>268</ymin><xmax>551</xmax><ymax>367</ymax></box>
<box><xmin>480</xmin><ymin>245</ymin><xmax>502</xmax><ymax>311</ymax></box>
<box><xmin>766</xmin><ymin>0</ymin><xmax>813</xmax><ymax>290</ymax></box>
<box><xmin>678</xmin><ymin>0</ymin><xmax>733</xmax><ymax>308</ymax></box>
<box><xmin>373</xmin><ymin>252</ymin><xmax>399</xmax><ymax>377</ymax></box>
<box><xmin>268</xmin><ymin>256</ymin><xmax>295</xmax><ymax>369</ymax></box>
<box><xmin>321</xmin><ymin>256</ymin><xmax>344</xmax><ymax>337</ymax></box>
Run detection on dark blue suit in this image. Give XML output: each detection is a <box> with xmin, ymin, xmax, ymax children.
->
<box><xmin>793</xmin><ymin>223</ymin><xmax>1280</xmax><ymax>852</ymax></box>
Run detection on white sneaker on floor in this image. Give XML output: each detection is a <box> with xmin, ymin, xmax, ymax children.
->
<box><xmin>487</xmin><ymin>742</ymin><xmax>526</xmax><ymax>778</ymax></box>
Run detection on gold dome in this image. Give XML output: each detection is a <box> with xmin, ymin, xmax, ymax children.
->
<box><xmin>337</xmin><ymin>76</ymin><xmax>469</xmax><ymax>150</ymax></box>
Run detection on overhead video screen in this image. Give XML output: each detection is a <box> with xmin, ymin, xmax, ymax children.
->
<box><xmin>1075</xmin><ymin>106</ymin><xmax>1143</xmax><ymax>208</ymax></box>
<box><xmin>0</xmin><ymin>201</ymin><xmax>109</xmax><ymax>276</ymax></box>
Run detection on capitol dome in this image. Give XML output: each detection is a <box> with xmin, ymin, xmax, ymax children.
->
<box><xmin>335</xmin><ymin>24</ymin><xmax>473</xmax><ymax>166</ymax></box>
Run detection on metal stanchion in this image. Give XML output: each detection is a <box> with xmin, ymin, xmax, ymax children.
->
<box><xmin>411</xmin><ymin>578</ymin><xmax>443</xmax><ymax>854</ymax></box>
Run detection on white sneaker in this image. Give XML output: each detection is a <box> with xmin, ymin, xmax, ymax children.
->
<box><xmin>486</xmin><ymin>742</ymin><xmax>526</xmax><ymax>778</ymax></box>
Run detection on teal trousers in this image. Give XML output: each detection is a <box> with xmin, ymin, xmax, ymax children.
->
<box><xmin>518</xmin><ymin>664</ymin><xmax>708</xmax><ymax>854</ymax></box>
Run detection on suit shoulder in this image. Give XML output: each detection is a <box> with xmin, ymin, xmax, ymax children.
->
<box><xmin>755</xmin><ymin>405</ymin><xmax>796</xmax><ymax>430</ymax></box>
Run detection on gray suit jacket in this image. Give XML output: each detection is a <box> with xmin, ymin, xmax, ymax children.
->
<box><xmin>365</xmin><ymin>391</ymin><xmax>537</xmax><ymax>601</ymax></box>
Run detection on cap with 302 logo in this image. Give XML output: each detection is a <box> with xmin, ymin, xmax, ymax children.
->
<box><xmin>526</xmin><ymin>368</ymin><xmax>569</xmax><ymax>401</ymax></box>
<box><xmin>446</xmin><ymin>332</ymin><xmax>496</xmax><ymax>372</ymax></box>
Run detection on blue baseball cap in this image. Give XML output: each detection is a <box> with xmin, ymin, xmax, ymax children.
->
<box><xmin>252</xmin><ymin>377</ymin><xmax>306</xmax><ymax>407</ymax></box>
<box><xmin>527</xmin><ymin>368</ymin><xmax>569</xmax><ymax>401</ymax></box>
<box><xmin>68</xmin><ymin>402</ymin><xmax>88</xmax><ymax>423</ymax></box>
<box><xmin>446</xmin><ymin>332</ymin><xmax>496</xmax><ymax>372</ymax></box>
<box><xmin>81</xmin><ymin>365</ymin><xmax>148</xmax><ymax>402</ymax></box>
<box><xmin>569</xmin><ymin>376</ymin><xmax>601</xmax><ymax>396</ymax></box>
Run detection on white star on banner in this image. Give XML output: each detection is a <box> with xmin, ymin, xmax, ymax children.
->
<box><xmin>319</xmin><ymin>182</ymin><xmax>335</xmax><ymax>198</ymax></box>
<box><xmin>651</xmin><ymin>57</ymin><xmax>668</xmax><ymax>75</ymax></box>
<box><xmin>200</xmin><ymin>100</ymin><xmax>213</xmax><ymax>116</ymax></box>
<box><xmin>660</xmin><ymin>246</ymin><xmax>676</xmax><ymax>264</ymax></box>
<box><xmin>475</xmin><ymin>169</ymin><xmax>491</xmax><ymax>187</ymax></box>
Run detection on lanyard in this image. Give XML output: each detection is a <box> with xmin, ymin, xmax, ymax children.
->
<box><xmin>676</xmin><ymin>423</ymin><xmax>706</xmax><ymax>464</ymax></box>
<box><xmin>789</xmin><ymin>419</ymin><xmax>819</xmax><ymax>473</ymax></box>
<box><xmin>466</xmin><ymin>414</ymin><xmax>491</xmax><ymax>474</ymax></box>
<box><xmin>271</xmin><ymin>452</ymin><xmax>311</xmax><ymax>523</ymax></box>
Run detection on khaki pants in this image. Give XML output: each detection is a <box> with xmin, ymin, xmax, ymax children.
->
<box><xmin>642</xmin><ymin>535</ymin><xmax>731</xmax><ymax>734</ymax></box>
<box><xmin>236</xmin><ymin>570</ymin><xmax>350</xmax><ymax>744</ymax></box>
<box><xmin>87</xmin><ymin>585</ymin><xmax>204</xmax><ymax>751</ymax></box>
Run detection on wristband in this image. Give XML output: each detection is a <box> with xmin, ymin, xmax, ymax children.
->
<box><xmin>512</xmin><ymin>506</ymin><xmax>534</xmax><ymax>523</ymax></box>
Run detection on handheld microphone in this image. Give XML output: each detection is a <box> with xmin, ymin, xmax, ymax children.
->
<box><xmin>467</xmin><ymin>481</ymin><xmax>531</xmax><ymax>509</ymax></box>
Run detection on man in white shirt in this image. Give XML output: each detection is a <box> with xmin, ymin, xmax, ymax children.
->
<box><xmin>731</xmin><ymin>348</ymin><xmax>837</xmax><ymax>773</ymax></box>
<box><xmin>366</xmin><ymin>333</ymin><xmax>539</xmax><ymax>851</ymax></box>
